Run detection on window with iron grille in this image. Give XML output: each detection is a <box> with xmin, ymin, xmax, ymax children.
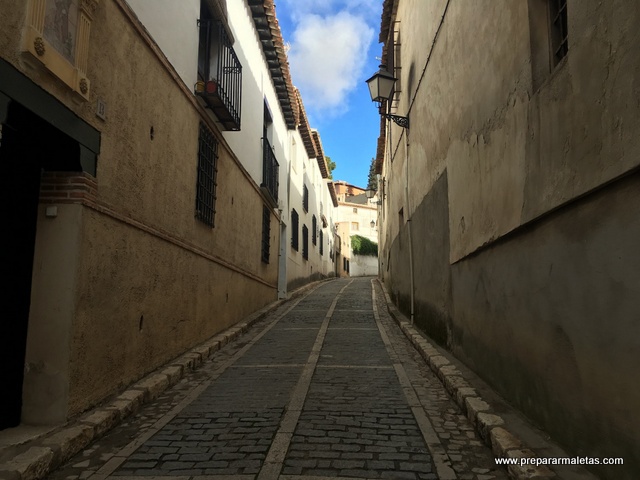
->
<box><xmin>319</xmin><ymin>230</ymin><xmax>324</xmax><ymax>256</ymax></box>
<box><xmin>312</xmin><ymin>215</ymin><xmax>317</xmax><ymax>245</ymax></box>
<box><xmin>303</xmin><ymin>184</ymin><xmax>309</xmax><ymax>212</ymax></box>
<box><xmin>302</xmin><ymin>224</ymin><xmax>309</xmax><ymax>260</ymax></box>
<box><xmin>197</xmin><ymin>2</ymin><xmax>242</xmax><ymax>131</ymax></box>
<box><xmin>549</xmin><ymin>0</ymin><xmax>568</xmax><ymax>66</ymax></box>
<box><xmin>195</xmin><ymin>123</ymin><xmax>218</xmax><ymax>227</ymax></box>
<box><xmin>291</xmin><ymin>208</ymin><xmax>299</xmax><ymax>251</ymax></box>
<box><xmin>261</xmin><ymin>205</ymin><xmax>270</xmax><ymax>263</ymax></box>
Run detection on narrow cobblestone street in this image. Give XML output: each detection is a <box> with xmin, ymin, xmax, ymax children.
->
<box><xmin>48</xmin><ymin>278</ymin><xmax>508</xmax><ymax>480</ymax></box>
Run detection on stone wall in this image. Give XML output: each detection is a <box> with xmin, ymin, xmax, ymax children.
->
<box><xmin>378</xmin><ymin>0</ymin><xmax>640</xmax><ymax>477</ymax></box>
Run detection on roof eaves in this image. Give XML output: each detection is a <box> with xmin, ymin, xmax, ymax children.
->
<box><xmin>295</xmin><ymin>89</ymin><xmax>317</xmax><ymax>159</ymax></box>
<box><xmin>312</xmin><ymin>130</ymin><xmax>329</xmax><ymax>179</ymax></box>
<box><xmin>328</xmin><ymin>182</ymin><xmax>339</xmax><ymax>208</ymax></box>
<box><xmin>248</xmin><ymin>0</ymin><xmax>299</xmax><ymax>129</ymax></box>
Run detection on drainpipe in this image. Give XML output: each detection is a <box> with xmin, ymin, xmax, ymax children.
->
<box><xmin>404</xmin><ymin>130</ymin><xmax>415</xmax><ymax>324</ymax></box>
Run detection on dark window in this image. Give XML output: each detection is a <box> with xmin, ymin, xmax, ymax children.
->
<box><xmin>303</xmin><ymin>184</ymin><xmax>309</xmax><ymax>212</ymax></box>
<box><xmin>291</xmin><ymin>209</ymin><xmax>299</xmax><ymax>251</ymax></box>
<box><xmin>196</xmin><ymin>3</ymin><xmax>242</xmax><ymax>130</ymax></box>
<box><xmin>261</xmin><ymin>205</ymin><xmax>270</xmax><ymax>263</ymax></box>
<box><xmin>302</xmin><ymin>224</ymin><xmax>309</xmax><ymax>260</ymax></box>
<box><xmin>549</xmin><ymin>0</ymin><xmax>568</xmax><ymax>65</ymax></box>
<box><xmin>195</xmin><ymin>123</ymin><xmax>218</xmax><ymax>227</ymax></box>
<box><xmin>261</xmin><ymin>103</ymin><xmax>279</xmax><ymax>204</ymax></box>
<box><xmin>319</xmin><ymin>230</ymin><xmax>324</xmax><ymax>256</ymax></box>
<box><xmin>312</xmin><ymin>215</ymin><xmax>317</xmax><ymax>245</ymax></box>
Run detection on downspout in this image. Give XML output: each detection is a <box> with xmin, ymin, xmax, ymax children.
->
<box><xmin>404</xmin><ymin>129</ymin><xmax>414</xmax><ymax>324</ymax></box>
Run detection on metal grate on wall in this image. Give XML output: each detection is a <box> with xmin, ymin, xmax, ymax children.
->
<box><xmin>261</xmin><ymin>205</ymin><xmax>270</xmax><ymax>263</ymax></box>
<box><xmin>302</xmin><ymin>224</ymin><xmax>309</xmax><ymax>260</ymax></box>
<box><xmin>291</xmin><ymin>208</ymin><xmax>299</xmax><ymax>251</ymax></box>
<box><xmin>303</xmin><ymin>184</ymin><xmax>309</xmax><ymax>212</ymax></box>
<box><xmin>550</xmin><ymin>0</ymin><xmax>568</xmax><ymax>64</ymax></box>
<box><xmin>195</xmin><ymin>123</ymin><xmax>218</xmax><ymax>227</ymax></box>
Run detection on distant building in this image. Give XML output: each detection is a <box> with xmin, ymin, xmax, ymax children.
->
<box><xmin>334</xmin><ymin>181</ymin><xmax>378</xmax><ymax>277</ymax></box>
<box><xmin>374</xmin><ymin>0</ymin><xmax>640</xmax><ymax>477</ymax></box>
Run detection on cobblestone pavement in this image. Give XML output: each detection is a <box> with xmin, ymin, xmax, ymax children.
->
<box><xmin>48</xmin><ymin>278</ymin><xmax>508</xmax><ymax>480</ymax></box>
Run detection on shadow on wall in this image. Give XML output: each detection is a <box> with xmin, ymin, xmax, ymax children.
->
<box><xmin>387</xmin><ymin>167</ymin><xmax>640</xmax><ymax>479</ymax></box>
<box><xmin>387</xmin><ymin>171</ymin><xmax>453</xmax><ymax>348</ymax></box>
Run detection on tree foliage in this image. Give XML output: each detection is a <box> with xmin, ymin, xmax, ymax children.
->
<box><xmin>351</xmin><ymin>235</ymin><xmax>378</xmax><ymax>256</ymax></box>
<box><xmin>326</xmin><ymin>155</ymin><xmax>336</xmax><ymax>179</ymax></box>
<box><xmin>367</xmin><ymin>158</ymin><xmax>378</xmax><ymax>191</ymax></box>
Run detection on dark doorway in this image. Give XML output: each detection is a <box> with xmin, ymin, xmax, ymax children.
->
<box><xmin>0</xmin><ymin>101</ymin><xmax>81</xmax><ymax>430</ymax></box>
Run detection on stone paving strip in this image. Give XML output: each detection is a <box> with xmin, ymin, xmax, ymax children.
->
<box><xmin>256</xmin><ymin>280</ymin><xmax>355</xmax><ymax>480</ymax></box>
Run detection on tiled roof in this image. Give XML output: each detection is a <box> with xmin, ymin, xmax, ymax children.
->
<box><xmin>380</xmin><ymin>0</ymin><xmax>396</xmax><ymax>43</ymax></box>
<box><xmin>312</xmin><ymin>130</ymin><xmax>330</xmax><ymax>179</ymax></box>
<box><xmin>328</xmin><ymin>182</ymin><xmax>339</xmax><ymax>208</ymax></box>
<box><xmin>248</xmin><ymin>0</ymin><xmax>298</xmax><ymax>129</ymax></box>
<box><xmin>296</xmin><ymin>89</ymin><xmax>317</xmax><ymax>159</ymax></box>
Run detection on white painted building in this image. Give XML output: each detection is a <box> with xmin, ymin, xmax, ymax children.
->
<box><xmin>126</xmin><ymin>0</ymin><xmax>338</xmax><ymax>296</ymax></box>
<box><xmin>333</xmin><ymin>181</ymin><xmax>379</xmax><ymax>277</ymax></box>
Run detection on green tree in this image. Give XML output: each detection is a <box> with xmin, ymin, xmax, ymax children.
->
<box><xmin>367</xmin><ymin>158</ymin><xmax>378</xmax><ymax>191</ymax></box>
<box><xmin>326</xmin><ymin>155</ymin><xmax>336</xmax><ymax>179</ymax></box>
<box><xmin>351</xmin><ymin>235</ymin><xmax>378</xmax><ymax>256</ymax></box>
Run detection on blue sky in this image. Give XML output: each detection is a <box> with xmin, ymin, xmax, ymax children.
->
<box><xmin>274</xmin><ymin>0</ymin><xmax>384</xmax><ymax>188</ymax></box>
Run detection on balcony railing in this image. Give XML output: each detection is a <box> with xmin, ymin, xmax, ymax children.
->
<box><xmin>261</xmin><ymin>137</ymin><xmax>279</xmax><ymax>206</ymax></box>
<box><xmin>196</xmin><ymin>20</ymin><xmax>242</xmax><ymax>131</ymax></box>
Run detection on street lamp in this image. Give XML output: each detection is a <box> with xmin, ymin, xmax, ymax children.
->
<box><xmin>365</xmin><ymin>65</ymin><xmax>409</xmax><ymax>129</ymax></box>
<box><xmin>370</xmin><ymin>220</ymin><xmax>376</xmax><ymax>229</ymax></box>
<box><xmin>365</xmin><ymin>186</ymin><xmax>381</xmax><ymax>206</ymax></box>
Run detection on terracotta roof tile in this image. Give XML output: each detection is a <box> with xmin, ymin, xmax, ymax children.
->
<box><xmin>248</xmin><ymin>0</ymin><xmax>298</xmax><ymax>129</ymax></box>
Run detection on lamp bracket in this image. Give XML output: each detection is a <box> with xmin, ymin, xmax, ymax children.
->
<box><xmin>384</xmin><ymin>114</ymin><xmax>409</xmax><ymax>129</ymax></box>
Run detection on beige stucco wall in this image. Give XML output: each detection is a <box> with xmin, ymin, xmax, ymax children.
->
<box><xmin>69</xmin><ymin>0</ymin><xmax>278</xmax><ymax>415</ymax></box>
<box><xmin>69</xmin><ymin>206</ymin><xmax>276</xmax><ymax>414</ymax></box>
<box><xmin>1</xmin><ymin>0</ymin><xmax>279</xmax><ymax>421</ymax></box>
<box><xmin>22</xmin><ymin>204</ymin><xmax>83</xmax><ymax>425</ymax></box>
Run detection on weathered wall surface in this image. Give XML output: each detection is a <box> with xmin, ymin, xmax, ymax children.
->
<box><xmin>64</xmin><ymin>0</ymin><xmax>278</xmax><ymax>415</ymax></box>
<box><xmin>70</xmin><ymin>206</ymin><xmax>276</xmax><ymax>414</ymax></box>
<box><xmin>23</xmin><ymin>204</ymin><xmax>83</xmax><ymax>425</ymax></box>
<box><xmin>389</xmin><ymin>171</ymin><xmax>452</xmax><ymax>347</ymax></box>
<box><xmin>379</xmin><ymin>0</ymin><xmax>640</xmax><ymax>477</ymax></box>
<box><xmin>451</xmin><ymin>171</ymin><xmax>640</xmax><ymax>476</ymax></box>
<box><xmin>1</xmin><ymin>0</ymin><xmax>279</xmax><ymax>421</ymax></box>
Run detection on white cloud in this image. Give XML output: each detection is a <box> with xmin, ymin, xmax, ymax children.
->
<box><xmin>288</xmin><ymin>11</ymin><xmax>374</xmax><ymax>118</ymax></box>
<box><xmin>279</xmin><ymin>0</ymin><xmax>379</xmax><ymax>23</ymax></box>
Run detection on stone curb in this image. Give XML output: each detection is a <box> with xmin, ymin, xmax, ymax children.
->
<box><xmin>0</xmin><ymin>279</ymin><xmax>328</xmax><ymax>480</ymax></box>
<box><xmin>376</xmin><ymin>280</ymin><xmax>556</xmax><ymax>480</ymax></box>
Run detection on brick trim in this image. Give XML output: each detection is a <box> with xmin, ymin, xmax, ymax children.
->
<box><xmin>39</xmin><ymin>171</ymin><xmax>98</xmax><ymax>204</ymax></box>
